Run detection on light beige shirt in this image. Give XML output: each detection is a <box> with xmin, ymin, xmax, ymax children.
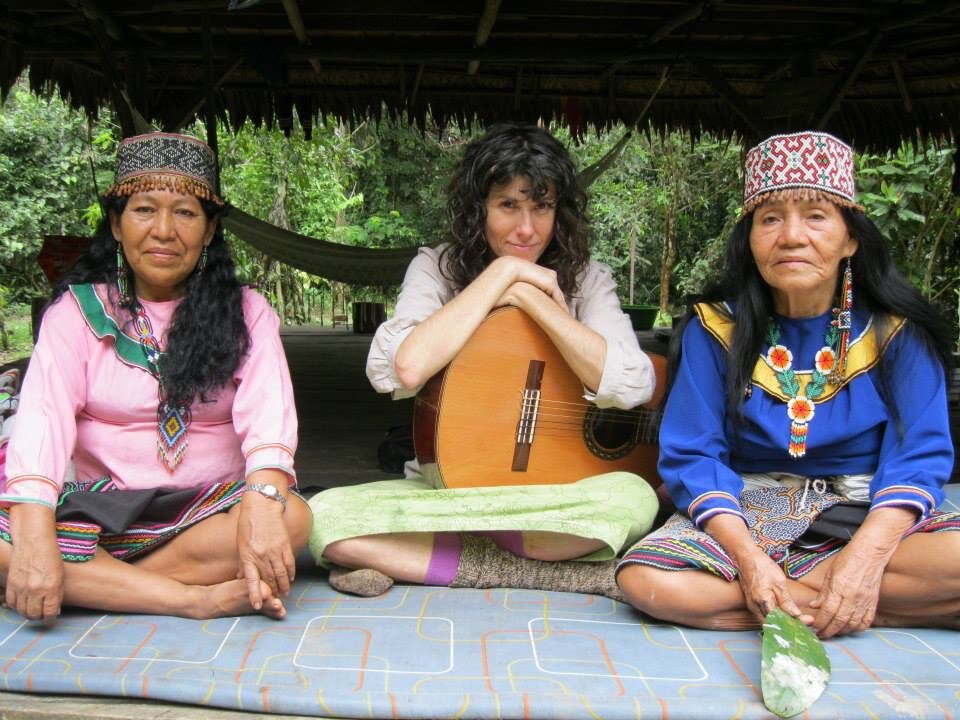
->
<box><xmin>366</xmin><ymin>244</ymin><xmax>655</xmax><ymax>409</ymax></box>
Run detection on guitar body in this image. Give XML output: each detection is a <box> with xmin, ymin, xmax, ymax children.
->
<box><xmin>414</xmin><ymin>306</ymin><xmax>665</xmax><ymax>489</ymax></box>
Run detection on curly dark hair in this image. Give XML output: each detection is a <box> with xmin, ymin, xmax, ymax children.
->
<box><xmin>53</xmin><ymin>195</ymin><xmax>249</xmax><ymax>408</ymax></box>
<box><xmin>442</xmin><ymin>123</ymin><xmax>590</xmax><ymax>296</ymax></box>
<box><xmin>672</xmin><ymin>207</ymin><xmax>953</xmax><ymax>422</ymax></box>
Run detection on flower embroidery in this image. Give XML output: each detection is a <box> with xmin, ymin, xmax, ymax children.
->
<box><xmin>767</xmin><ymin>345</ymin><xmax>793</xmax><ymax>371</ymax></box>
<box><xmin>814</xmin><ymin>347</ymin><xmax>836</xmax><ymax>374</ymax></box>
<box><xmin>765</xmin><ymin>316</ymin><xmax>842</xmax><ymax>460</ymax></box>
<box><xmin>787</xmin><ymin>396</ymin><xmax>815</xmax><ymax>423</ymax></box>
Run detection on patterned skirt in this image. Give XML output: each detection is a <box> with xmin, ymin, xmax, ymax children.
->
<box><xmin>617</xmin><ymin>480</ymin><xmax>960</xmax><ymax>581</ymax></box>
<box><xmin>0</xmin><ymin>478</ymin><xmax>245</xmax><ymax>562</ymax></box>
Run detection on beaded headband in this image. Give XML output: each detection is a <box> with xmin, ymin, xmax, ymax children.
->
<box><xmin>742</xmin><ymin>131</ymin><xmax>863</xmax><ymax>214</ymax></box>
<box><xmin>103</xmin><ymin>132</ymin><xmax>224</xmax><ymax>206</ymax></box>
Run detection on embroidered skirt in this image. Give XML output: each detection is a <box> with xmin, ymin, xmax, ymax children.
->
<box><xmin>0</xmin><ymin>477</ymin><xmax>245</xmax><ymax>562</ymax></box>
<box><xmin>617</xmin><ymin>479</ymin><xmax>960</xmax><ymax>581</ymax></box>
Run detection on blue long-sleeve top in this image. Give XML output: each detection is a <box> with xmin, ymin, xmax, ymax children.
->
<box><xmin>659</xmin><ymin>302</ymin><xmax>953</xmax><ymax>528</ymax></box>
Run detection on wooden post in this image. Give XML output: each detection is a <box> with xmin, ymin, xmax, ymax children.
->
<box><xmin>628</xmin><ymin>226</ymin><xmax>637</xmax><ymax>305</ymax></box>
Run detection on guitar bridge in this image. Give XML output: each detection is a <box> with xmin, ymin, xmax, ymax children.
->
<box><xmin>512</xmin><ymin>360</ymin><xmax>545</xmax><ymax>471</ymax></box>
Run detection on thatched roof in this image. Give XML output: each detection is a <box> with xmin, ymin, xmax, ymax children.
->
<box><xmin>3</xmin><ymin>1</ymin><xmax>960</xmax><ymax>150</ymax></box>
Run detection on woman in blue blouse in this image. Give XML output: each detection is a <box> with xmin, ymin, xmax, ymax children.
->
<box><xmin>617</xmin><ymin>131</ymin><xmax>959</xmax><ymax>638</ymax></box>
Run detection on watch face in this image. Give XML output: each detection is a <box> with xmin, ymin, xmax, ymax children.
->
<box><xmin>262</xmin><ymin>485</ymin><xmax>278</xmax><ymax>497</ymax></box>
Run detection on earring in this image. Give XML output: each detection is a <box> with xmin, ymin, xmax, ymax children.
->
<box><xmin>116</xmin><ymin>242</ymin><xmax>131</xmax><ymax>306</ymax></box>
<box><xmin>197</xmin><ymin>246</ymin><xmax>208</xmax><ymax>274</ymax></box>
<box><xmin>830</xmin><ymin>256</ymin><xmax>853</xmax><ymax>383</ymax></box>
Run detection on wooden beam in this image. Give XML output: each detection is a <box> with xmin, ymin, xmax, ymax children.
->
<box><xmin>280</xmin><ymin>0</ymin><xmax>322</xmax><ymax>74</ymax></box>
<box><xmin>605</xmin><ymin>0</ymin><xmax>725</xmax><ymax>78</ymax></box>
<box><xmin>166</xmin><ymin>57</ymin><xmax>244</xmax><ymax>132</ymax></box>
<box><xmin>688</xmin><ymin>58</ymin><xmax>764</xmax><ymax>137</ymax></box>
<box><xmin>409</xmin><ymin>63</ymin><xmax>424</xmax><ymax>108</ymax></box>
<box><xmin>467</xmin><ymin>0</ymin><xmax>502</xmax><ymax>75</ymax></box>
<box><xmin>636</xmin><ymin>65</ymin><xmax>671</xmax><ymax>125</ymax></box>
<box><xmin>834</xmin><ymin>0</ymin><xmax>960</xmax><ymax>45</ymax></box>
<box><xmin>647</xmin><ymin>0</ymin><xmax>722</xmax><ymax>47</ymax></box>
<box><xmin>514</xmin><ymin>64</ymin><xmax>523</xmax><ymax>110</ymax></box>
<box><xmin>766</xmin><ymin>1</ymin><xmax>960</xmax><ymax>91</ymax></box>
<box><xmin>891</xmin><ymin>59</ymin><xmax>913</xmax><ymax>113</ymax></box>
<box><xmin>74</xmin><ymin>0</ymin><xmax>125</xmax><ymax>43</ymax></box>
<box><xmin>73</xmin><ymin>3</ymin><xmax>137</xmax><ymax>136</ymax></box>
<box><xmin>203</xmin><ymin>14</ymin><xmax>219</xmax><ymax>161</ymax></box>
<box><xmin>814</xmin><ymin>31</ymin><xmax>883</xmax><ymax>129</ymax></box>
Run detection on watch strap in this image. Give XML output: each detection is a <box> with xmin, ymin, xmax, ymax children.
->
<box><xmin>244</xmin><ymin>482</ymin><xmax>287</xmax><ymax>509</ymax></box>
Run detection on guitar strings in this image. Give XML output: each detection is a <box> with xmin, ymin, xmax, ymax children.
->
<box><xmin>514</xmin><ymin>395</ymin><xmax>662</xmax><ymax>442</ymax></box>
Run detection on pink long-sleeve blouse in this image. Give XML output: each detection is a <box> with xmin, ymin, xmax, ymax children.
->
<box><xmin>1</xmin><ymin>284</ymin><xmax>297</xmax><ymax>508</ymax></box>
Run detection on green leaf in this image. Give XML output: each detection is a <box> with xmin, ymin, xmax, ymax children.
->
<box><xmin>896</xmin><ymin>208</ymin><xmax>926</xmax><ymax>223</ymax></box>
<box><xmin>761</xmin><ymin>609</ymin><xmax>831</xmax><ymax>718</ymax></box>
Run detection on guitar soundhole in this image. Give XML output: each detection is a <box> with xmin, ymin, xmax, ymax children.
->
<box><xmin>583</xmin><ymin>407</ymin><xmax>639</xmax><ymax>460</ymax></box>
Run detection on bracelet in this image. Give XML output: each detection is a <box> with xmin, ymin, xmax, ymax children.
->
<box><xmin>244</xmin><ymin>482</ymin><xmax>287</xmax><ymax>510</ymax></box>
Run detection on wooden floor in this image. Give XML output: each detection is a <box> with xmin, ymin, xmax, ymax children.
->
<box><xmin>281</xmin><ymin>325</ymin><xmax>413</xmax><ymax>490</ymax></box>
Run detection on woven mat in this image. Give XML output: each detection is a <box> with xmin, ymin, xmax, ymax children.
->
<box><xmin>0</xmin><ymin>487</ymin><xmax>957</xmax><ymax>719</ymax></box>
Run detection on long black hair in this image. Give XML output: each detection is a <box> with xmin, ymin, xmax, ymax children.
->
<box><xmin>53</xmin><ymin>195</ymin><xmax>249</xmax><ymax>407</ymax></box>
<box><xmin>675</xmin><ymin>207</ymin><xmax>953</xmax><ymax>419</ymax></box>
<box><xmin>442</xmin><ymin>123</ymin><xmax>590</xmax><ymax>296</ymax></box>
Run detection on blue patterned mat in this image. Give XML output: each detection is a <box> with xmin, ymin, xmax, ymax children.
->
<box><xmin>1</xmin><ymin>487</ymin><xmax>957</xmax><ymax>719</ymax></box>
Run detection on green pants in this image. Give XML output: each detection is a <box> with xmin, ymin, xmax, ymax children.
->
<box><xmin>308</xmin><ymin>471</ymin><xmax>658</xmax><ymax>567</ymax></box>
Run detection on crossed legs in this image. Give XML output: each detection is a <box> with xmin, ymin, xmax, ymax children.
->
<box><xmin>0</xmin><ymin>496</ymin><xmax>312</xmax><ymax>620</ymax></box>
<box><xmin>617</xmin><ymin>531</ymin><xmax>960</xmax><ymax>632</ymax></box>
<box><xmin>323</xmin><ymin>530</ymin><xmax>606</xmax><ymax>583</ymax></box>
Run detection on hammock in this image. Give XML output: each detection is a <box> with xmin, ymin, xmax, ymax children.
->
<box><xmin>221</xmin><ymin>131</ymin><xmax>633</xmax><ymax>286</ymax></box>
<box><xmin>222</xmin><ymin>209</ymin><xmax>420</xmax><ymax>286</ymax></box>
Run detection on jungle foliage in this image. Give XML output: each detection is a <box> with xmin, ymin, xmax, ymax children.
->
<box><xmin>1</xmin><ymin>79</ymin><xmax>958</xmax><ymax>354</ymax></box>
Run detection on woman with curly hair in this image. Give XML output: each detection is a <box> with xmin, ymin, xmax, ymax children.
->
<box><xmin>310</xmin><ymin>123</ymin><xmax>659</xmax><ymax>598</ymax></box>
<box><xmin>0</xmin><ymin>132</ymin><xmax>311</xmax><ymax>623</ymax></box>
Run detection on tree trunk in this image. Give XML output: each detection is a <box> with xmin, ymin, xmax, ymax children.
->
<box><xmin>268</xmin><ymin>164</ymin><xmax>291</xmax><ymax>323</ymax></box>
<box><xmin>658</xmin><ymin>205</ymin><xmax>677</xmax><ymax>315</ymax></box>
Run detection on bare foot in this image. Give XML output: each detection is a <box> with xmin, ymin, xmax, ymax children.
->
<box><xmin>195</xmin><ymin>579</ymin><xmax>287</xmax><ymax>620</ymax></box>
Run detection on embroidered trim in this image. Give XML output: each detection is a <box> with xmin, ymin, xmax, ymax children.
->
<box><xmin>693</xmin><ymin>302</ymin><xmax>905</xmax><ymax>403</ymax></box>
<box><xmin>70</xmin><ymin>284</ymin><xmax>161</xmax><ymax>375</ymax></box>
<box><xmin>872</xmin><ymin>485</ymin><xmax>936</xmax><ymax>505</ymax></box>
<box><xmin>694</xmin><ymin>507</ymin><xmax>747</xmax><ymax>528</ymax></box>
<box><xmin>243</xmin><ymin>442</ymin><xmax>296</xmax><ymax>459</ymax></box>
<box><xmin>0</xmin><ymin>496</ymin><xmax>55</xmax><ymax>509</ymax></box>
<box><xmin>687</xmin><ymin>490</ymin><xmax>741</xmax><ymax>516</ymax></box>
<box><xmin>245</xmin><ymin>464</ymin><xmax>297</xmax><ymax>484</ymax></box>
<box><xmin>4</xmin><ymin>475</ymin><xmax>61</xmax><ymax>493</ymax></box>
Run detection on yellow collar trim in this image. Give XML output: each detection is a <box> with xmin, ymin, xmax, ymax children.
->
<box><xmin>694</xmin><ymin>302</ymin><xmax>905</xmax><ymax>402</ymax></box>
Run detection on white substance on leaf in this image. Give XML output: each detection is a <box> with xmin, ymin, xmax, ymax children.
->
<box><xmin>764</xmin><ymin>653</ymin><xmax>829</xmax><ymax>708</ymax></box>
<box><xmin>774</xmin><ymin>635</ymin><xmax>790</xmax><ymax>648</ymax></box>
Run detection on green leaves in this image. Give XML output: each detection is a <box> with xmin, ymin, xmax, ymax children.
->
<box><xmin>761</xmin><ymin>609</ymin><xmax>831</xmax><ymax>718</ymax></box>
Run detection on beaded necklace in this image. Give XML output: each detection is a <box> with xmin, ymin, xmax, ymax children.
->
<box><xmin>764</xmin><ymin>315</ymin><xmax>840</xmax><ymax>459</ymax></box>
<box><xmin>133</xmin><ymin>304</ymin><xmax>191</xmax><ymax>472</ymax></box>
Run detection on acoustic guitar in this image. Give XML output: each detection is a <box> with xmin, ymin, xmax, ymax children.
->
<box><xmin>413</xmin><ymin>306</ymin><xmax>666</xmax><ymax>489</ymax></box>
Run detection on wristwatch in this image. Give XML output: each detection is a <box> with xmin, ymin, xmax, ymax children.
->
<box><xmin>244</xmin><ymin>482</ymin><xmax>287</xmax><ymax>510</ymax></box>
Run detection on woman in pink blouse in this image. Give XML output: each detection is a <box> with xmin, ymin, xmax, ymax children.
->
<box><xmin>0</xmin><ymin>132</ymin><xmax>311</xmax><ymax>624</ymax></box>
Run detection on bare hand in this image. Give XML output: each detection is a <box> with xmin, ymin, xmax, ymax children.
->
<box><xmin>488</xmin><ymin>256</ymin><xmax>566</xmax><ymax>309</ymax></box>
<box><xmin>737</xmin><ymin>548</ymin><xmax>811</xmax><ymax>625</ymax></box>
<box><xmin>809</xmin><ymin>543</ymin><xmax>885</xmax><ymax>638</ymax></box>
<box><xmin>495</xmin><ymin>280</ymin><xmax>569</xmax><ymax>313</ymax></box>
<box><xmin>5</xmin><ymin>506</ymin><xmax>63</xmax><ymax>624</ymax></box>
<box><xmin>236</xmin><ymin>493</ymin><xmax>295</xmax><ymax>610</ymax></box>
